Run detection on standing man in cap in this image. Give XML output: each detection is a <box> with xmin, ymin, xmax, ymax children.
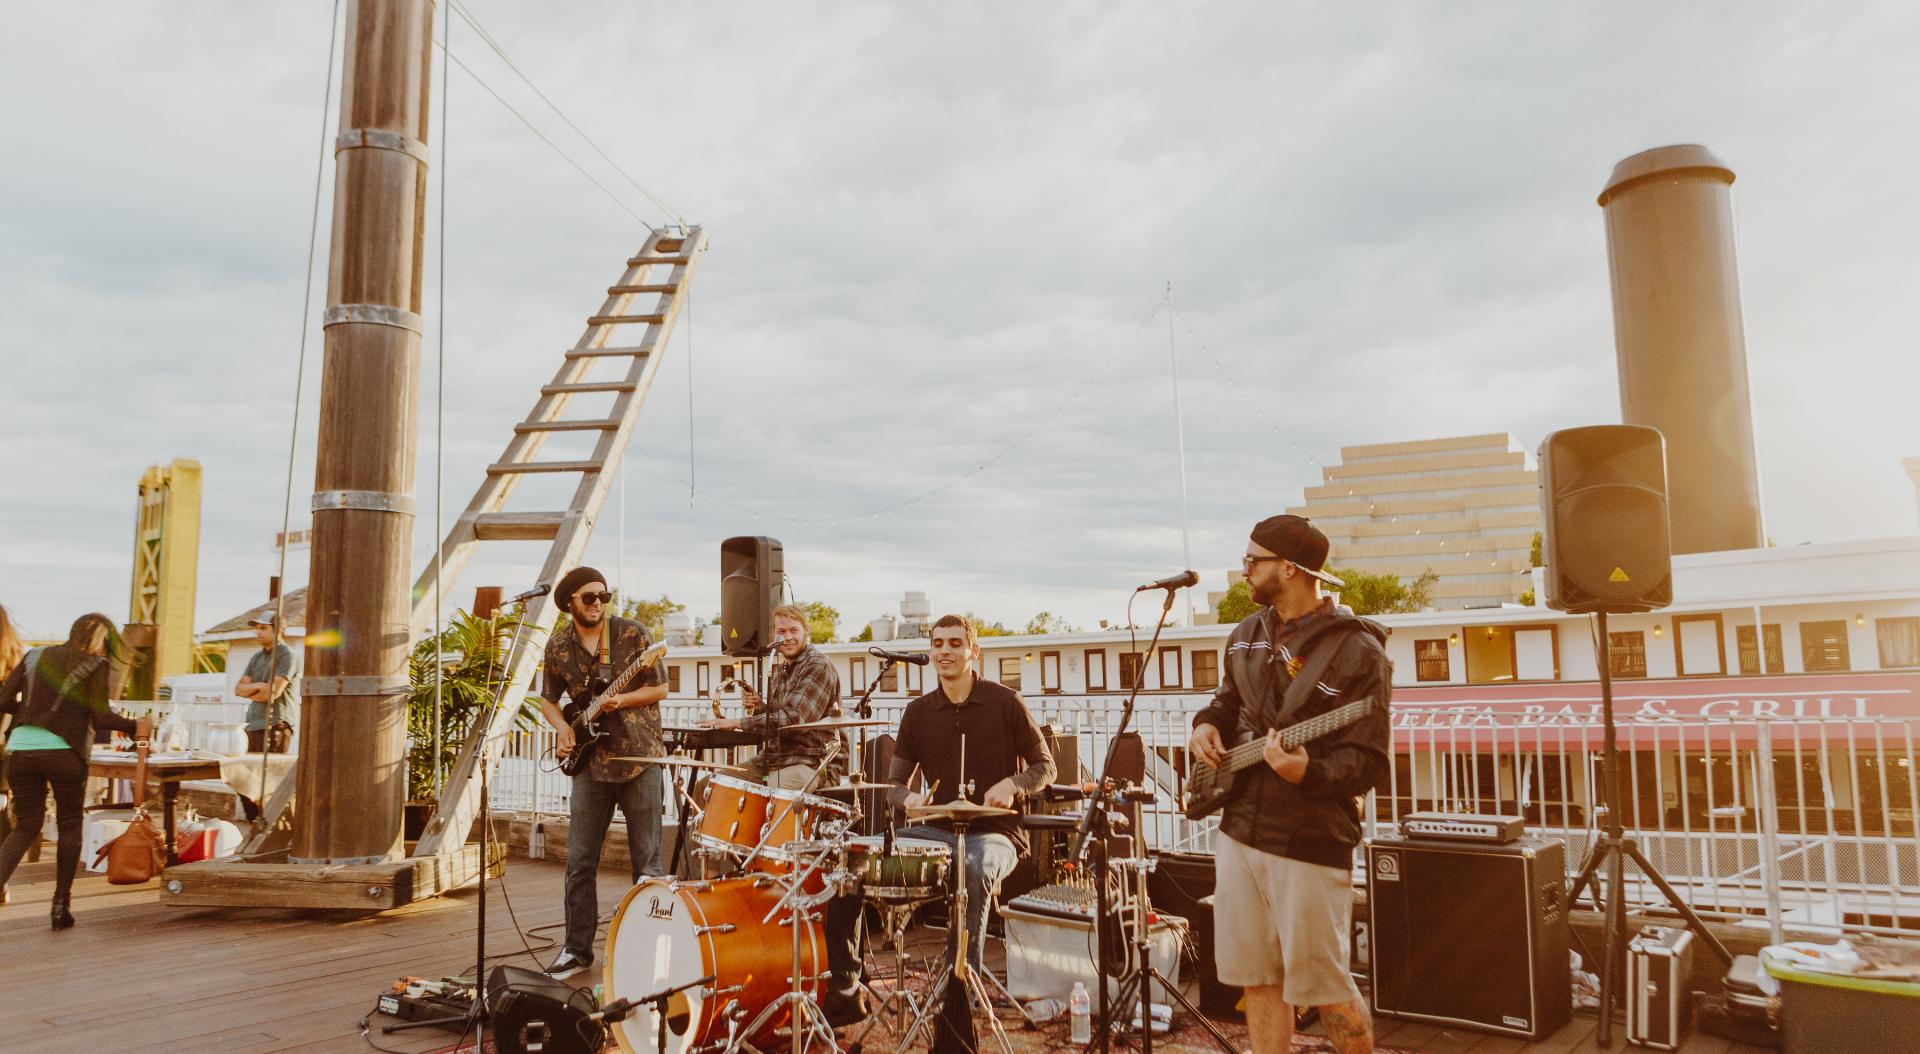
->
<box><xmin>235</xmin><ymin>611</ymin><xmax>298</xmax><ymax>753</ymax></box>
<box><xmin>536</xmin><ymin>566</ymin><xmax>669</xmax><ymax>980</ymax></box>
<box><xmin>1187</xmin><ymin>515</ymin><xmax>1392</xmax><ymax>1054</ymax></box>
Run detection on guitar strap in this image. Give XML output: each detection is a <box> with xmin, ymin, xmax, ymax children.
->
<box><xmin>1247</xmin><ymin>627</ymin><xmax>1355</xmax><ymax>737</ymax></box>
<box><xmin>594</xmin><ymin>620</ymin><xmax>613</xmax><ymax>689</ymax></box>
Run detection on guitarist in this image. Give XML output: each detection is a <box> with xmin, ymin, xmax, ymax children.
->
<box><xmin>1186</xmin><ymin>515</ymin><xmax>1391</xmax><ymax>1054</ymax></box>
<box><xmin>536</xmin><ymin>566</ymin><xmax>669</xmax><ymax>981</ymax></box>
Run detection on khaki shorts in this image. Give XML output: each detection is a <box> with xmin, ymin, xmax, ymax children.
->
<box><xmin>1212</xmin><ymin>832</ymin><xmax>1361</xmax><ymax>1007</ymax></box>
<box><xmin>763</xmin><ymin>763</ymin><xmax>819</xmax><ymax>791</ymax></box>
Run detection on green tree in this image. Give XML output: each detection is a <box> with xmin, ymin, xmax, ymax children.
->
<box><xmin>407</xmin><ymin>609</ymin><xmax>539</xmax><ymax>802</ymax></box>
<box><xmin>1518</xmin><ymin>588</ymin><xmax>1537</xmax><ymax>606</ymax></box>
<box><xmin>1530</xmin><ymin>531</ymin><xmax>1543</xmax><ymax>568</ymax></box>
<box><xmin>965</xmin><ymin>613</ymin><xmax>1014</xmax><ymax>637</ymax></box>
<box><xmin>1215</xmin><ymin>580</ymin><xmax>1260</xmax><ymax>624</ymax></box>
<box><xmin>851</xmin><ymin>623</ymin><xmax>874</xmax><ymax>643</ymax></box>
<box><xmin>802</xmin><ymin>601</ymin><xmax>841</xmax><ymax>643</ymax></box>
<box><xmin>1327</xmin><ymin>566</ymin><xmax>1437</xmax><ymax>616</ymax></box>
<box><xmin>618</xmin><ymin>592</ymin><xmax>685</xmax><ymax>640</ymax></box>
<box><xmin>1022</xmin><ymin>611</ymin><xmax>1078</xmax><ymax>635</ymax></box>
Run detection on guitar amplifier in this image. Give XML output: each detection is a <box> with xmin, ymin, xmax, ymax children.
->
<box><xmin>1367</xmin><ymin>835</ymin><xmax>1570</xmax><ymax>1040</ymax></box>
<box><xmin>1398</xmin><ymin>811</ymin><xmax>1524</xmax><ymax>844</ymax></box>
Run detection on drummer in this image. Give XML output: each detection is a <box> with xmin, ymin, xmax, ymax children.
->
<box><xmin>700</xmin><ymin>603</ymin><xmax>845</xmax><ymax>789</ymax></box>
<box><xmin>887</xmin><ymin>613</ymin><xmax>1056</xmax><ymax>978</ymax></box>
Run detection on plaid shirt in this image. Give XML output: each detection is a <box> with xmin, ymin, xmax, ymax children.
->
<box><xmin>741</xmin><ymin>644</ymin><xmax>845</xmax><ymax>778</ymax></box>
<box><xmin>540</xmin><ymin>615</ymin><xmax>664</xmax><ymax>783</ymax></box>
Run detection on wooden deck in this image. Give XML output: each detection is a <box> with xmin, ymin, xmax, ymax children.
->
<box><xmin>0</xmin><ymin>856</ymin><xmax>1771</xmax><ymax>1054</ymax></box>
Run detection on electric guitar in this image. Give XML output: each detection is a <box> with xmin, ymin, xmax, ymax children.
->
<box><xmin>1181</xmin><ymin>697</ymin><xmax>1375</xmax><ymax>820</ymax></box>
<box><xmin>558</xmin><ymin>642</ymin><xmax>669</xmax><ymax>777</ymax></box>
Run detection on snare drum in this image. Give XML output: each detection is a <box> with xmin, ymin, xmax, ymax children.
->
<box><xmin>692</xmin><ymin>774</ymin><xmax>773</xmax><ymax>862</ymax></box>
<box><xmin>605</xmin><ymin>876</ymin><xmax>825</xmax><ymax>1054</ymax></box>
<box><xmin>845</xmin><ymin>835</ymin><xmax>952</xmax><ymax>902</ymax></box>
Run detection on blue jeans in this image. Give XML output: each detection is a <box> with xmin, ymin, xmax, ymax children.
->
<box><xmin>898</xmin><ymin>825</ymin><xmax>1018</xmax><ymax>972</ymax></box>
<box><xmin>564</xmin><ymin>766</ymin><xmax>664</xmax><ymax>959</ymax></box>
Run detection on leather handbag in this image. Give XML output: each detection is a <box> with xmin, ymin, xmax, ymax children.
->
<box><xmin>95</xmin><ymin>741</ymin><xmax>167</xmax><ymax>884</ymax></box>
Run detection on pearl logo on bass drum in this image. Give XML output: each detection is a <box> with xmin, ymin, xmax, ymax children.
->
<box><xmin>648</xmin><ymin>895</ymin><xmax>676</xmax><ymax>921</ymax></box>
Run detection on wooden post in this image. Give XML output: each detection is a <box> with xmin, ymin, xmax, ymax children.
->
<box><xmin>293</xmin><ymin>0</ymin><xmax>435</xmax><ymax>864</ymax></box>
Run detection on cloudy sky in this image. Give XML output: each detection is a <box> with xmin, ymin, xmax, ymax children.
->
<box><xmin>3</xmin><ymin>2</ymin><xmax>1916</xmax><ymax>643</ymax></box>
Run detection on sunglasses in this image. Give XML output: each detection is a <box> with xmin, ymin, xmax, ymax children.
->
<box><xmin>574</xmin><ymin>591</ymin><xmax>614</xmax><ymax>606</ymax></box>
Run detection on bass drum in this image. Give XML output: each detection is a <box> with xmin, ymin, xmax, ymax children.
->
<box><xmin>605</xmin><ymin>876</ymin><xmax>824</xmax><ymax>1054</ymax></box>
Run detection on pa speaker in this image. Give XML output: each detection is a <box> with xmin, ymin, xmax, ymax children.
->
<box><xmin>1538</xmin><ymin>425</ymin><xmax>1673</xmax><ymax>614</ymax></box>
<box><xmin>719</xmin><ymin>535</ymin><xmax>783</xmax><ymax>657</ymax></box>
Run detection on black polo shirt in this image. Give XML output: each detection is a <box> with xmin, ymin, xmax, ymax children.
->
<box><xmin>891</xmin><ymin>677</ymin><xmax>1055</xmax><ymax>852</ymax></box>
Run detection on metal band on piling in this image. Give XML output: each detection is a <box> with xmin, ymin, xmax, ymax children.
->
<box><xmin>302</xmin><ymin>676</ymin><xmax>411</xmax><ymax>697</ymax></box>
<box><xmin>335</xmin><ymin>127</ymin><xmax>431</xmax><ymax>166</ymax></box>
<box><xmin>322</xmin><ymin>304</ymin><xmax>425</xmax><ymax>334</ymax></box>
<box><xmin>312</xmin><ymin>490</ymin><xmax>416</xmax><ymax>515</ymax></box>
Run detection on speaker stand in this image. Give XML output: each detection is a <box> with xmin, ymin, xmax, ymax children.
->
<box><xmin>1567</xmin><ymin>610</ymin><xmax>1733</xmax><ymax>1047</ymax></box>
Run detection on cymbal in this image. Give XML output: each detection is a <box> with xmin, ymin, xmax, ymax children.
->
<box><xmin>785</xmin><ymin>716</ymin><xmax>891</xmax><ymax>732</ymax></box>
<box><xmin>813</xmin><ymin>777</ymin><xmax>893</xmax><ymax>793</ymax></box>
<box><xmin>907</xmin><ymin>800</ymin><xmax>1016</xmax><ymax>821</ymax></box>
<box><xmin>611</xmin><ymin>755</ymin><xmax>734</xmax><ymax>770</ymax></box>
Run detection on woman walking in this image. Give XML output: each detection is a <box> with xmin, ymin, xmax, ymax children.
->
<box><xmin>0</xmin><ymin>603</ymin><xmax>21</xmax><ymax>905</ymax></box>
<box><xmin>0</xmin><ymin>612</ymin><xmax>151</xmax><ymax>929</ymax></box>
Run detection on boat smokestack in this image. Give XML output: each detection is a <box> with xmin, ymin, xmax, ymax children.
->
<box><xmin>1598</xmin><ymin>144</ymin><xmax>1766</xmax><ymax>554</ymax></box>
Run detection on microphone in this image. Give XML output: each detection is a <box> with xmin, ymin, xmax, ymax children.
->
<box><xmin>1135</xmin><ymin>570</ymin><xmax>1199</xmax><ymax>592</ymax></box>
<box><xmin>869</xmin><ymin>647</ymin><xmax>929</xmax><ymax>666</ymax></box>
<box><xmin>1041</xmin><ymin>783</ymin><xmax>1091</xmax><ymax>802</ymax></box>
<box><xmin>509</xmin><ymin>583</ymin><xmax>551</xmax><ymax>603</ymax></box>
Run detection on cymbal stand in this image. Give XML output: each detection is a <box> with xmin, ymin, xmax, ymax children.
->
<box><xmin>901</xmin><ymin>814</ymin><xmax>1023</xmax><ymax>1054</ymax></box>
<box><xmin>1106</xmin><ymin>855</ymin><xmax>1236</xmax><ymax>1054</ymax></box>
<box><xmin>728</xmin><ymin>840</ymin><xmax>841</xmax><ymax>1054</ymax></box>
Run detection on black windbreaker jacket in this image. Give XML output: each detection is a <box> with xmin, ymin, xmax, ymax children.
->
<box><xmin>1191</xmin><ymin>604</ymin><xmax>1393</xmax><ymax>868</ymax></box>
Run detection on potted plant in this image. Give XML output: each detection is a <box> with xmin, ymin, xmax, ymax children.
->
<box><xmin>404</xmin><ymin>608</ymin><xmax>538</xmax><ymax>839</ymax></box>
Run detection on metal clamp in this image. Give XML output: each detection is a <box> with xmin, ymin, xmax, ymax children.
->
<box><xmin>312</xmin><ymin>490</ymin><xmax>416</xmax><ymax>515</ymax></box>
<box><xmin>694</xmin><ymin>923</ymin><xmax>737</xmax><ymax>937</ymax></box>
<box><xmin>335</xmin><ymin>127</ymin><xmax>431</xmax><ymax>166</ymax></box>
<box><xmin>323</xmin><ymin>303</ymin><xmax>425</xmax><ymax>334</ymax></box>
<box><xmin>303</xmin><ymin>675</ymin><xmax>411</xmax><ymax>697</ymax></box>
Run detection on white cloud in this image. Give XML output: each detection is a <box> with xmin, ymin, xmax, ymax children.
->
<box><xmin>2</xmin><ymin>1</ymin><xmax>1915</xmax><ymax>642</ymax></box>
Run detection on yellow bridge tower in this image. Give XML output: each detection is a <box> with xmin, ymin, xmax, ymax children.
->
<box><xmin>127</xmin><ymin>458</ymin><xmax>202</xmax><ymax>698</ymax></box>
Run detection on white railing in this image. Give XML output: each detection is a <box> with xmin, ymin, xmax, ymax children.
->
<box><xmin>478</xmin><ymin>693</ymin><xmax>1920</xmax><ymax>935</ymax></box>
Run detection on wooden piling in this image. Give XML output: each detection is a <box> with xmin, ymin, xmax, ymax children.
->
<box><xmin>293</xmin><ymin>0</ymin><xmax>436</xmax><ymax>864</ymax></box>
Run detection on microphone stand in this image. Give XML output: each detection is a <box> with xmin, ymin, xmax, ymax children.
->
<box><xmin>853</xmin><ymin>655</ymin><xmax>898</xmax><ymax>836</ymax></box>
<box><xmin>1067</xmin><ymin>584</ymin><xmax>1176</xmax><ymax>1054</ymax></box>
<box><xmin>385</xmin><ymin>592</ymin><xmax>540</xmax><ymax>1041</ymax></box>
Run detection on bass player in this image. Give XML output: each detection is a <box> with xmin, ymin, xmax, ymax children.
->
<box><xmin>1186</xmin><ymin>515</ymin><xmax>1391</xmax><ymax>1054</ymax></box>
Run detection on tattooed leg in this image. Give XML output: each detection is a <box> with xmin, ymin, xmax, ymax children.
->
<box><xmin>1315</xmin><ymin>996</ymin><xmax>1373</xmax><ymax>1054</ymax></box>
<box><xmin>1242</xmin><ymin>984</ymin><xmax>1293</xmax><ymax>1054</ymax></box>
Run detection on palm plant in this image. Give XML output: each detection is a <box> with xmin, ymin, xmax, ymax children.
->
<box><xmin>406</xmin><ymin>608</ymin><xmax>541</xmax><ymax>803</ymax></box>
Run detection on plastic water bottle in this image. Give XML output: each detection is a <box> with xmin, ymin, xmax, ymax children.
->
<box><xmin>1068</xmin><ymin>981</ymin><xmax>1091</xmax><ymax>1043</ymax></box>
<box><xmin>1024</xmin><ymin>998</ymin><xmax>1065</xmax><ymax>1022</ymax></box>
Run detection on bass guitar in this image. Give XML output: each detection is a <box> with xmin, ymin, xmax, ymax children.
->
<box><xmin>558</xmin><ymin>642</ymin><xmax>668</xmax><ymax>777</ymax></box>
<box><xmin>1181</xmin><ymin>697</ymin><xmax>1375</xmax><ymax>820</ymax></box>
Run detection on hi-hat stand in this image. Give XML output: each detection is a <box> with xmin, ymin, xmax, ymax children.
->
<box><xmin>1568</xmin><ymin>609</ymin><xmax>1733</xmax><ymax>1046</ymax></box>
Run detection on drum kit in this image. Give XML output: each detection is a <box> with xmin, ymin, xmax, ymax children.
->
<box><xmin>600</xmin><ymin>716</ymin><xmax>1020</xmax><ymax>1054</ymax></box>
